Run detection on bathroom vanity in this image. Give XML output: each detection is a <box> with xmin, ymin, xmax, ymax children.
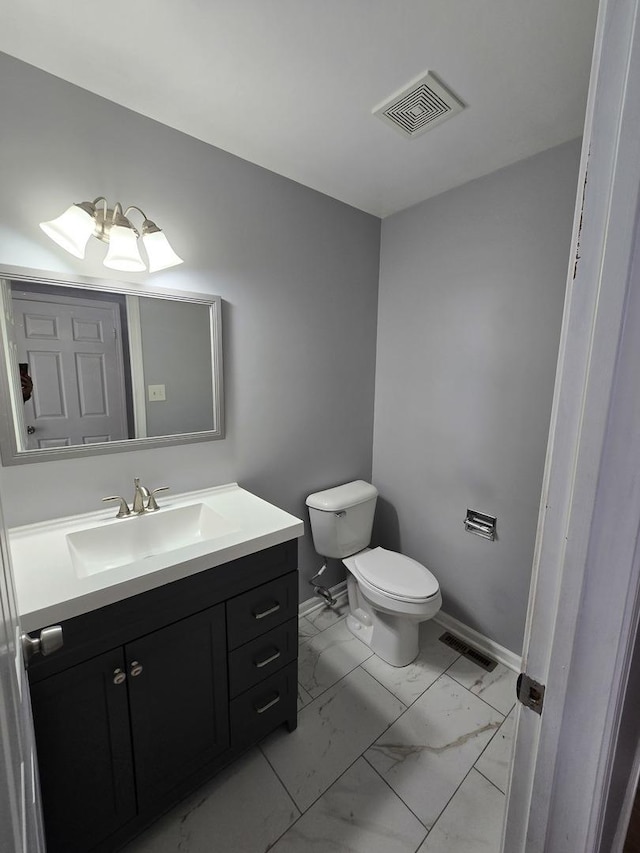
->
<box><xmin>10</xmin><ymin>484</ymin><xmax>303</xmax><ymax>853</ymax></box>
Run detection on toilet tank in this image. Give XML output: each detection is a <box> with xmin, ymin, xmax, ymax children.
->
<box><xmin>306</xmin><ymin>480</ymin><xmax>378</xmax><ymax>559</ymax></box>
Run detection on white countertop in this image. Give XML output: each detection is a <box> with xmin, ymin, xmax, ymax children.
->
<box><xmin>9</xmin><ymin>483</ymin><xmax>304</xmax><ymax>632</ymax></box>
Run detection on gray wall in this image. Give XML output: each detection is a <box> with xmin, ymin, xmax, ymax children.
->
<box><xmin>0</xmin><ymin>53</ymin><xmax>381</xmax><ymax>597</ymax></box>
<box><xmin>372</xmin><ymin>140</ymin><xmax>581</xmax><ymax>653</ymax></box>
<box><xmin>139</xmin><ymin>298</ymin><xmax>214</xmax><ymax>436</ymax></box>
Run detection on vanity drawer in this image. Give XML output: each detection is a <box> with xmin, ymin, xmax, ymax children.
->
<box><xmin>230</xmin><ymin>661</ymin><xmax>297</xmax><ymax>748</ymax></box>
<box><xmin>226</xmin><ymin>571</ymin><xmax>298</xmax><ymax>650</ymax></box>
<box><xmin>228</xmin><ymin>618</ymin><xmax>297</xmax><ymax>698</ymax></box>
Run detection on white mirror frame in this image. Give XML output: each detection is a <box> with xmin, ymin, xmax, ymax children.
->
<box><xmin>0</xmin><ymin>265</ymin><xmax>224</xmax><ymax>465</ymax></box>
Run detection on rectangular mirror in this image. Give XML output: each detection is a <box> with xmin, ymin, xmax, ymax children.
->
<box><xmin>0</xmin><ymin>266</ymin><xmax>223</xmax><ymax>465</ymax></box>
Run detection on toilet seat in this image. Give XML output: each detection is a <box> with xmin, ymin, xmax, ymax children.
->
<box><xmin>353</xmin><ymin>547</ymin><xmax>439</xmax><ymax>603</ymax></box>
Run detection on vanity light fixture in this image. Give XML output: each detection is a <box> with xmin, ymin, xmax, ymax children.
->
<box><xmin>39</xmin><ymin>197</ymin><xmax>183</xmax><ymax>273</ymax></box>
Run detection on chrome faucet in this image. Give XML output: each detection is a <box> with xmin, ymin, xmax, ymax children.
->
<box><xmin>102</xmin><ymin>478</ymin><xmax>169</xmax><ymax>517</ymax></box>
<box><xmin>132</xmin><ymin>478</ymin><xmax>150</xmax><ymax>514</ymax></box>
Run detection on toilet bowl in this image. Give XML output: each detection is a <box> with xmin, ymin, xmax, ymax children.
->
<box><xmin>343</xmin><ymin>547</ymin><xmax>442</xmax><ymax>666</ymax></box>
<box><xmin>306</xmin><ymin>480</ymin><xmax>442</xmax><ymax>667</ymax></box>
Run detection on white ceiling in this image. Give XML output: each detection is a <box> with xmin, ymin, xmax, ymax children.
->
<box><xmin>0</xmin><ymin>0</ymin><xmax>599</xmax><ymax>217</ymax></box>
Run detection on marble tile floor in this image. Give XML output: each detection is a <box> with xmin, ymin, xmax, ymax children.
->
<box><xmin>124</xmin><ymin>606</ymin><xmax>517</xmax><ymax>853</ymax></box>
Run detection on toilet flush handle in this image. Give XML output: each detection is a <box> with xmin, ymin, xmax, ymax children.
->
<box><xmin>335</xmin><ymin>511</ymin><xmax>346</xmax><ymax>518</ymax></box>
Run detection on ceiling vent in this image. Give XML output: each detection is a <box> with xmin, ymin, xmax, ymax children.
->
<box><xmin>373</xmin><ymin>71</ymin><xmax>465</xmax><ymax>139</ymax></box>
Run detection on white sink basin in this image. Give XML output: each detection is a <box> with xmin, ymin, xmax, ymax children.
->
<box><xmin>10</xmin><ymin>483</ymin><xmax>305</xmax><ymax>631</ymax></box>
<box><xmin>67</xmin><ymin>503</ymin><xmax>240</xmax><ymax>576</ymax></box>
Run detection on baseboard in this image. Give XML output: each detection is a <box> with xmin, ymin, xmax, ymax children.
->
<box><xmin>299</xmin><ymin>581</ymin><xmax>348</xmax><ymax>618</ymax></box>
<box><xmin>433</xmin><ymin>610</ymin><xmax>522</xmax><ymax>673</ymax></box>
<box><xmin>299</xmin><ymin>588</ymin><xmax>522</xmax><ymax>673</ymax></box>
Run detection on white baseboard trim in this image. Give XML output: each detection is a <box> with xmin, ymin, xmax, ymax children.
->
<box><xmin>298</xmin><ymin>588</ymin><xmax>522</xmax><ymax>673</ymax></box>
<box><xmin>434</xmin><ymin>610</ymin><xmax>522</xmax><ymax>673</ymax></box>
<box><xmin>299</xmin><ymin>581</ymin><xmax>348</xmax><ymax>618</ymax></box>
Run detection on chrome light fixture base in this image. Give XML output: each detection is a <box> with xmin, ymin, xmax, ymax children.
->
<box><xmin>92</xmin><ymin>203</ymin><xmax>140</xmax><ymax>243</ymax></box>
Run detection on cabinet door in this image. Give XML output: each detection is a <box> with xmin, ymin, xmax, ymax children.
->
<box><xmin>29</xmin><ymin>648</ymin><xmax>135</xmax><ymax>853</ymax></box>
<box><xmin>126</xmin><ymin>604</ymin><xmax>229</xmax><ymax>810</ymax></box>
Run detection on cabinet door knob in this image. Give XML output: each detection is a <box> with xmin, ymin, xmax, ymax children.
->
<box><xmin>130</xmin><ymin>661</ymin><xmax>143</xmax><ymax>677</ymax></box>
<box><xmin>113</xmin><ymin>668</ymin><xmax>126</xmax><ymax>685</ymax></box>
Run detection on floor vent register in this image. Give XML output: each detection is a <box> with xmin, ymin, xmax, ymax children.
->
<box><xmin>439</xmin><ymin>631</ymin><xmax>498</xmax><ymax>672</ymax></box>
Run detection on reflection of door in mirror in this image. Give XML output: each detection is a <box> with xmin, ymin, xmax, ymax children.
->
<box><xmin>12</xmin><ymin>287</ymin><xmax>130</xmax><ymax>449</ymax></box>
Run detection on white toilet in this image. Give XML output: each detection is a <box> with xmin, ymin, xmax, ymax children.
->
<box><xmin>306</xmin><ymin>480</ymin><xmax>442</xmax><ymax>667</ymax></box>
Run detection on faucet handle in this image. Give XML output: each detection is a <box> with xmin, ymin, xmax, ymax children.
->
<box><xmin>146</xmin><ymin>486</ymin><xmax>169</xmax><ymax>512</ymax></box>
<box><xmin>102</xmin><ymin>496</ymin><xmax>131</xmax><ymax>518</ymax></box>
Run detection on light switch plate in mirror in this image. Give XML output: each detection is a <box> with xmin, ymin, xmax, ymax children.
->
<box><xmin>0</xmin><ymin>265</ymin><xmax>224</xmax><ymax>465</ymax></box>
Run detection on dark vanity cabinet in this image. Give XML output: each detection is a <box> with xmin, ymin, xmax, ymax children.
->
<box><xmin>27</xmin><ymin>539</ymin><xmax>299</xmax><ymax>853</ymax></box>
<box><xmin>30</xmin><ymin>647</ymin><xmax>138</xmax><ymax>851</ymax></box>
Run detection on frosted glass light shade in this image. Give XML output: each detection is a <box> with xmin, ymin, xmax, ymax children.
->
<box><xmin>143</xmin><ymin>229</ymin><xmax>184</xmax><ymax>272</ymax></box>
<box><xmin>103</xmin><ymin>225</ymin><xmax>146</xmax><ymax>272</ymax></box>
<box><xmin>39</xmin><ymin>204</ymin><xmax>95</xmax><ymax>259</ymax></box>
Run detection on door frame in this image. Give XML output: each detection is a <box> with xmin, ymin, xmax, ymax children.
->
<box><xmin>503</xmin><ymin>0</ymin><xmax>640</xmax><ymax>849</ymax></box>
<box><xmin>0</xmin><ymin>482</ymin><xmax>45</xmax><ymax>853</ymax></box>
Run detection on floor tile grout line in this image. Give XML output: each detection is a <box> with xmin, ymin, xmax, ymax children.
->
<box><xmin>264</xmin><ymin>747</ymin><xmax>385</xmax><ymax>845</ymax></box>
<box><xmin>359</xmin><ymin>668</ymin><xmax>508</xmax><ymax>842</ymax></box>
<box><xmin>396</xmin><ymin>652</ymin><xmax>464</xmax><ymax>712</ymax></box>
<box><xmin>297</xmin><ymin>631</ymin><xmax>383</xmax><ymax>704</ymax></box>
<box><xmin>364</xmin><ymin>718</ymin><xmax>497</xmax><ymax>842</ymax></box>
<box><xmin>298</xmin><ymin>627</ymin><xmax>465</xmax><ymax>713</ymax></box>
<box><xmin>294</xmin><ymin>751</ymin><xmax>372</xmax><ymax>814</ymax></box>
<box><xmin>361</xmin><ymin>753</ymin><xmax>430</xmax><ymax>835</ymax></box>
<box><xmin>427</xmin><ymin>671</ymin><xmax>508</xmax><ymax>736</ymax></box>
<box><xmin>295</xmin><ymin>659</ymin><xmax>368</xmax><ymax>708</ymax></box>
<box><xmin>302</xmin><ymin>658</ymin><xmax>407</xmax><ymax>714</ymax></box>
<box><xmin>474</xmin><ymin>764</ymin><xmax>508</xmax><ymax>796</ymax></box>
<box><xmin>263</xmin><ymin>801</ymin><xmax>307</xmax><ymax>852</ymax></box>
<box><xmin>298</xmin><ymin>631</ymin><xmax>508</xmax><ymax>718</ymax></box>
<box><xmin>257</xmin><ymin>742</ymin><xmax>303</xmax><ymax>818</ymax></box>
<box><xmin>473</xmin><ymin>707</ymin><xmax>514</xmax><ymax>767</ymax></box>
<box><xmin>301</xmin><ymin>647</ymin><xmax>375</xmax><ymax>701</ymax></box>
<box><xmin>262</xmin><ymin>674</ymin><xmax>411</xmax><ymax>823</ymax></box>
<box><xmin>297</xmin><ymin>612</ymin><xmax>347</xmax><ymax>646</ymax></box>
<box><xmin>407</xmin><ymin>667</ymin><xmax>496</xmax><ymax>715</ymax></box>
<box><xmin>356</xmin><ymin>665</ymin><xmax>505</xmax><ymax>840</ymax></box>
<box><xmin>444</xmin><ymin>665</ymin><xmax>513</xmax><ymax>717</ymax></box>
<box><xmin>421</xmin><ymin>762</ymin><xmax>482</xmax><ymax>840</ymax></box>
<box><xmin>292</xmin><ymin>628</ymin><xmax>512</xmax><ymax>844</ymax></box>
<box><xmin>358</xmin><ymin>658</ymin><xmax>461</xmax><ymax>715</ymax></box>
<box><xmin>299</xmin><ymin>645</ymin><xmax>479</xmax><ymax>715</ymax></box>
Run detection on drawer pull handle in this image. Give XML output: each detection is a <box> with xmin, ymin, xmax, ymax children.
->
<box><xmin>130</xmin><ymin>661</ymin><xmax>143</xmax><ymax>677</ymax></box>
<box><xmin>254</xmin><ymin>649</ymin><xmax>281</xmax><ymax>669</ymax></box>
<box><xmin>253</xmin><ymin>602</ymin><xmax>281</xmax><ymax>620</ymax></box>
<box><xmin>255</xmin><ymin>693</ymin><xmax>280</xmax><ymax>714</ymax></box>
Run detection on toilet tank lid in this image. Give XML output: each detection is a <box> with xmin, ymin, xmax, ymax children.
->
<box><xmin>306</xmin><ymin>480</ymin><xmax>378</xmax><ymax>511</ymax></box>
